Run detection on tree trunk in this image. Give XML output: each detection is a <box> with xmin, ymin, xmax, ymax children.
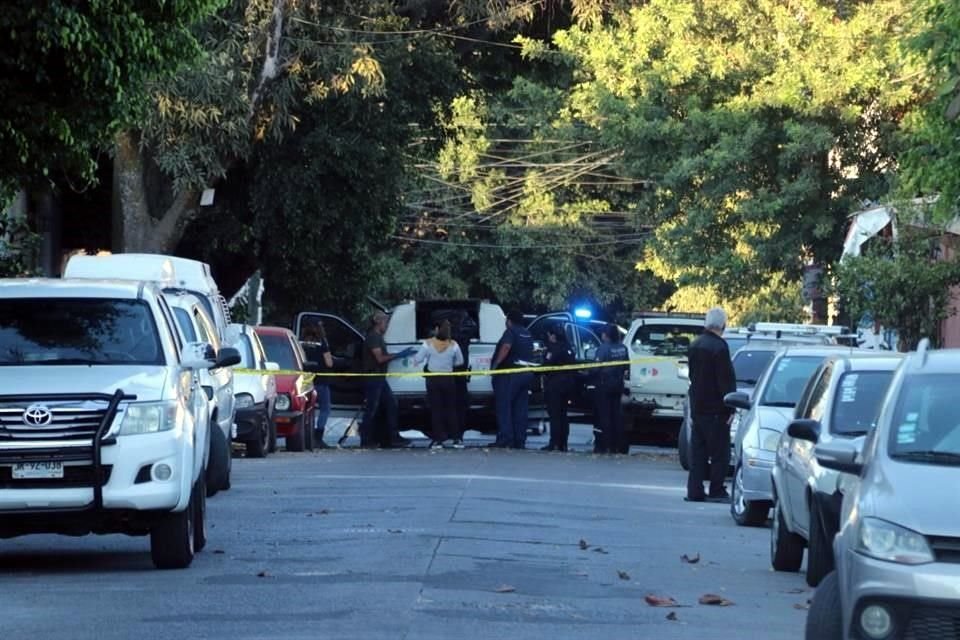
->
<box><xmin>112</xmin><ymin>130</ymin><xmax>199</xmax><ymax>254</ymax></box>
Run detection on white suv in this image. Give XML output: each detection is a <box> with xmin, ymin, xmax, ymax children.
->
<box><xmin>0</xmin><ymin>278</ymin><xmax>239</xmax><ymax>569</ymax></box>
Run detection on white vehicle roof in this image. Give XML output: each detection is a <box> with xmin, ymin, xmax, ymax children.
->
<box><xmin>64</xmin><ymin>253</ymin><xmax>220</xmax><ymax>296</ymax></box>
<box><xmin>383</xmin><ymin>300</ymin><xmax>505</xmax><ymax>344</ymax></box>
<box><xmin>0</xmin><ymin>277</ymin><xmax>152</xmax><ymax>300</ymax></box>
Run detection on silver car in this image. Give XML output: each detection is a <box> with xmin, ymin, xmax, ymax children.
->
<box><xmin>806</xmin><ymin>342</ymin><xmax>960</xmax><ymax>640</ymax></box>
<box><xmin>770</xmin><ymin>354</ymin><xmax>903</xmax><ymax>587</ymax></box>
<box><xmin>725</xmin><ymin>345</ymin><xmax>863</xmax><ymax>526</ymax></box>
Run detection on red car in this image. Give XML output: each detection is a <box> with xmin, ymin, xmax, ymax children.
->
<box><xmin>254</xmin><ymin>326</ymin><xmax>317</xmax><ymax>452</ymax></box>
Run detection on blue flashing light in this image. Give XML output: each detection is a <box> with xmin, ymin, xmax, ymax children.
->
<box><xmin>574</xmin><ymin>307</ymin><xmax>592</xmax><ymax>319</ymax></box>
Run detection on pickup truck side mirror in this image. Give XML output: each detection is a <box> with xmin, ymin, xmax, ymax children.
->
<box><xmin>724</xmin><ymin>391</ymin><xmax>752</xmax><ymax>411</ymax></box>
<box><xmin>215</xmin><ymin>346</ymin><xmax>241</xmax><ymax>369</ymax></box>
<box><xmin>182</xmin><ymin>341</ymin><xmax>217</xmax><ymax>370</ymax></box>
<box><xmin>815</xmin><ymin>439</ymin><xmax>863</xmax><ymax>475</ymax></box>
<box><xmin>265</xmin><ymin>361</ymin><xmax>280</xmax><ymax>372</ymax></box>
<box><xmin>787</xmin><ymin>418</ymin><xmax>821</xmax><ymax>443</ymax></box>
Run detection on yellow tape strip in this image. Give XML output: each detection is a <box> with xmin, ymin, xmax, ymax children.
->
<box><xmin>233</xmin><ymin>357</ymin><xmax>671</xmax><ymax>379</ymax></box>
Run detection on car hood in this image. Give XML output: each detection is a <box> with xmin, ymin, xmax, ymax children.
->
<box><xmin>863</xmin><ymin>458</ymin><xmax>960</xmax><ymax>538</ymax></box>
<box><xmin>274</xmin><ymin>373</ymin><xmax>310</xmax><ymax>396</ymax></box>
<box><xmin>756</xmin><ymin>405</ymin><xmax>794</xmax><ymax>432</ymax></box>
<box><xmin>0</xmin><ymin>366</ymin><xmax>170</xmax><ymax>402</ymax></box>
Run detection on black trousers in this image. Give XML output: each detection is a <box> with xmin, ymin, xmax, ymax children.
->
<box><xmin>687</xmin><ymin>413</ymin><xmax>730</xmax><ymax>498</ymax></box>
<box><xmin>594</xmin><ymin>389</ymin><xmax>623</xmax><ymax>454</ymax></box>
<box><xmin>546</xmin><ymin>376</ymin><xmax>574</xmax><ymax>450</ymax></box>
<box><xmin>426</xmin><ymin>376</ymin><xmax>457</xmax><ymax>442</ymax></box>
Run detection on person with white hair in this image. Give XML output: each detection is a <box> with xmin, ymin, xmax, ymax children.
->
<box><xmin>685</xmin><ymin>307</ymin><xmax>736</xmax><ymax>502</ymax></box>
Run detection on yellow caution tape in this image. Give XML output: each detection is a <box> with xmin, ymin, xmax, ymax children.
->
<box><xmin>232</xmin><ymin>357</ymin><xmax>671</xmax><ymax>380</ymax></box>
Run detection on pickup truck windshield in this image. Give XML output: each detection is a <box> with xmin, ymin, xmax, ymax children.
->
<box><xmin>0</xmin><ymin>299</ymin><xmax>164</xmax><ymax>366</ymax></box>
<box><xmin>631</xmin><ymin>324</ymin><xmax>703</xmax><ymax>358</ymax></box>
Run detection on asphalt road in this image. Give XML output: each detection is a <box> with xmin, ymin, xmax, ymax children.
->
<box><xmin>0</xmin><ymin>425</ymin><xmax>812</xmax><ymax>640</ymax></box>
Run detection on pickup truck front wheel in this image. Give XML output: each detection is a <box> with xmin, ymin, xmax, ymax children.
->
<box><xmin>151</xmin><ymin>481</ymin><xmax>198</xmax><ymax>570</ymax></box>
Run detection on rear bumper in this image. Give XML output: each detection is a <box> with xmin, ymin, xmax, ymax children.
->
<box><xmin>625</xmin><ymin>391</ymin><xmax>684</xmax><ymax>419</ymax></box>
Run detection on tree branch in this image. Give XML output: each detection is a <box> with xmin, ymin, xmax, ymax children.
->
<box><xmin>249</xmin><ymin>0</ymin><xmax>287</xmax><ymax>123</ymax></box>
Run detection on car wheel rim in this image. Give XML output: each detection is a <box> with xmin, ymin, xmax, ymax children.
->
<box><xmin>733</xmin><ymin>466</ymin><xmax>746</xmax><ymax>516</ymax></box>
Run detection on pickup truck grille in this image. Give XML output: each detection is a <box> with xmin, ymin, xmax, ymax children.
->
<box><xmin>0</xmin><ymin>400</ymin><xmax>113</xmax><ymax>441</ymax></box>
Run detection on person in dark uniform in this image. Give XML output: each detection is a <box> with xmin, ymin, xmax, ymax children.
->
<box><xmin>593</xmin><ymin>323</ymin><xmax>628</xmax><ymax>454</ymax></box>
<box><xmin>686</xmin><ymin>307</ymin><xmax>736</xmax><ymax>502</ymax></box>
<box><xmin>491</xmin><ymin>310</ymin><xmax>535</xmax><ymax>449</ymax></box>
<box><xmin>541</xmin><ymin>323</ymin><xmax>576</xmax><ymax>452</ymax></box>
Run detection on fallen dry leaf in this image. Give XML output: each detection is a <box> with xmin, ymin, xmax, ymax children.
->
<box><xmin>698</xmin><ymin>594</ymin><xmax>734</xmax><ymax>606</ymax></box>
<box><xmin>579</xmin><ymin>538</ymin><xmax>589</xmax><ymax>550</ymax></box>
<box><xmin>387</xmin><ymin>529</ymin><xmax>403</xmax><ymax>534</ymax></box>
<box><xmin>494</xmin><ymin>585</ymin><xmax>516</xmax><ymax>593</ymax></box>
<box><xmin>317</xmin><ymin>509</ymin><xmax>330</xmax><ymax>515</ymax></box>
<box><xmin>593</xmin><ymin>547</ymin><xmax>609</xmax><ymax>554</ymax></box>
<box><xmin>573</xmin><ymin>571</ymin><xmax>589</xmax><ymax>577</ymax></box>
<box><xmin>793</xmin><ymin>602</ymin><xmax>810</xmax><ymax>611</ymax></box>
<box><xmin>644</xmin><ymin>595</ymin><xmax>680</xmax><ymax>608</ymax></box>
<box><xmin>783</xmin><ymin>588</ymin><xmax>806</xmax><ymax>594</ymax></box>
<box><xmin>617</xmin><ymin>570</ymin><xmax>630</xmax><ymax>581</ymax></box>
<box><xmin>666</xmin><ymin>612</ymin><xmax>678</xmax><ymax>621</ymax></box>
<box><xmin>256</xmin><ymin>571</ymin><xmax>271</xmax><ymax>578</ymax></box>
<box><xmin>681</xmin><ymin>553</ymin><xmax>701</xmax><ymax>564</ymax></box>
<box><xmin>212</xmin><ymin>549</ymin><xmax>225</xmax><ymax>555</ymax></box>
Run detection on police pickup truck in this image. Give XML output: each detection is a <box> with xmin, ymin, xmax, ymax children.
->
<box><xmin>0</xmin><ymin>278</ymin><xmax>239</xmax><ymax>569</ymax></box>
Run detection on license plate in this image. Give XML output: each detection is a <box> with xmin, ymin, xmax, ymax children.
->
<box><xmin>12</xmin><ymin>461</ymin><xmax>64</xmax><ymax>479</ymax></box>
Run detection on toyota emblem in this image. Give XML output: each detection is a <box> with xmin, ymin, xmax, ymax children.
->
<box><xmin>22</xmin><ymin>404</ymin><xmax>53</xmax><ymax>426</ymax></box>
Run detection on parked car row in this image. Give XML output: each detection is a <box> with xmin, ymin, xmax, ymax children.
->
<box><xmin>692</xmin><ymin>324</ymin><xmax>960</xmax><ymax>639</ymax></box>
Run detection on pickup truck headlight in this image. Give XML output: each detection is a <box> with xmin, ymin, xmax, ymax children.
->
<box><xmin>234</xmin><ymin>393</ymin><xmax>255</xmax><ymax>409</ymax></box>
<box><xmin>857</xmin><ymin>517</ymin><xmax>934</xmax><ymax>565</ymax></box>
<box><xmin>275</xmin><ymin>393</ymin><xmax>291</xmax><ymax>411</ymax></box>
<box><xmin>119</xmin><ymin>401</ymin><xmax>178</xmax><ymax>435</ymax></box>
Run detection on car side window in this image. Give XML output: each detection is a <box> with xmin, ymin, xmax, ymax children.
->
<box><xmin>806</xmin><ymin>364</ymin><xmax>834</xmax><ymax>421</ymax></box>
<box><xmin>193</xmin><ymin>308</ymin><xmax>220</xmax><ymax>350</ymax></box>
<box><xmin>290</xmin><ymin>335</ymin><xmax>306</xmax><ymax>369</ymax></box>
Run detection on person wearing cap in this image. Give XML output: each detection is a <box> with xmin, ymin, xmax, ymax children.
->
<box><xmin>490</xmin><ymin>310</ymin><xmax>535</xmax><ymax>449</ymax></box>
<box><xmin>593</xmin><ymin>323</ymin><xmax>629</xmax><ymax>454</ymax></box>
<box><xmin>359</xmin><ymin>311</ymin><xmax>415</xmax><ymax>449</ymax></box>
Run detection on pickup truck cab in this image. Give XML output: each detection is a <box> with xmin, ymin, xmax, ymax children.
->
<box><xmin>295</xmin><ymin>300</ymin><xmax>506</xmax><ymax>432</ymax></box>
<box><xmin>0</xmin><ymin>278</ymin><xmax>239</xmax><ymax>569</ymax></box>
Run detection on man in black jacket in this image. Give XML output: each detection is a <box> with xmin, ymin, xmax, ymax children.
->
<box><xmin>686</xmin><ymin>307</ymin><xmax>736</xmax><ymax>502</ymax></box>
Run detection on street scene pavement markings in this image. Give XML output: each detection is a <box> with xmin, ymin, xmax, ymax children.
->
<box><xmin>0</xmin><ymin>426</ymin><xmax>811</xmax><ymax>640</ymax></box>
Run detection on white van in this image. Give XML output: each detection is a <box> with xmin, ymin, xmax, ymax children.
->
<box><xmin>64</xmin><ymin>254</ymin><xmax>232</xmax><ymax>341</ymax></box>
<box><xmin>64</xmin><ymin>254</ymin><xmax>235</xmax><ymax>493</ymax></box>
<box><xmin>294</xmin><ymin>300</ymin><xmax>506</xmax><ymax>432</ymax></box>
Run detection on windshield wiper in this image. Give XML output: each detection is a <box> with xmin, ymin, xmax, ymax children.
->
<box><xmin>836</xmin><ymin>429</ymin><xmax>868</xmax><ymax>437</ymax></box>
<box><xmin>737</xmin><ymin>378</ymin><xmax>758</xmax><ymax>385</ymax></box>
<box><xmin>762</xmin><ymin>401</ymin><xmax>795</xmax><ymax>407</ymax></box>
<box><xmin>23</xmin><ymin>358</ymin><xmax>107</xmax><ymax>366</ymax></box>
<box><xmin>891</xmin><ymin>450</ymin><xmax>960</xmax><ymax>464</ymax></box>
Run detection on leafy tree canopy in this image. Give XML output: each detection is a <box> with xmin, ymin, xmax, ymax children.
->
<box><xmin>0</xmin><ymin>0</ymin><xmax>223</xmax><ymax>195</ymax></box>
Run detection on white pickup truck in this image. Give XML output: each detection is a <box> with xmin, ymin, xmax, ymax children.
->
<box><xmin>0</xmin><ymin>278</ymin><xmax>239</xmax><ymax>569</ymax></box>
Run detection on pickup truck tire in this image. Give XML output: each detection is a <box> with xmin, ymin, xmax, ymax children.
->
<box><xmin>677</xmin><ymin>421</ymin><xmax>690</xmax><ymax>471</ymax></box>
<box><xmin>151</xmin><ymin>482</ymin><xmax>197</xmax><ymax>570</ymax></box>
<box><xmin>286</xmin><ymin>416</ymin><xmax>305</xmax><ymax>452</ymax></box>
<box><xmin>206</xmin><ymin>426</ymin><xmax>230</xmax><ymax>496</ymax></box>
<box><xmin>268</xmin><ymin>421</ymin><xmax>278</xmax><ymax>453</ymax></box>
<box><xmin>193</xmin><ymin>474</ymin><xmax>208</xmax><ymax>552</ymax></box>
<box><xmin>806</xmin><ymin>500</ymin><xmax>834</xmax><ymax>587</ymax></box>
<box><xmin>805</xmin><ymin>571</ymin><xmax>842</xmax><ymax>640</ymax></box>
<box><xmin>304</xmin><ymin>412</ymin><xmax>314</xmax><ymax>451</ymax></box>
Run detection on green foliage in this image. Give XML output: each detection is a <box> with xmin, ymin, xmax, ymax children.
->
<box><xmin>0</xmin><ymin>0</ymin><xmax>223</xmax><ymax>190</ymax></box>
<box><xmin>0</xmin><ymin>208</ymin><xmax>40</xmax><ymax>278</ymax></box>
<box><xmin>899</xmin><ymin>0</ymin><xmax>960</xmax><ymax>218</ymax></box>
<box><xmin>833</xmin><ymin>226</ymin><xmax>960</xmax><ymax>350</ymax></box>
<box><xmin>662</xmin><ymin>275</ymin><xmax>806</xmax><ymax>327</ymax></box>
<box><xmin>250</xmin><ymin>27</ymin><xmax>460</xmax><ymax>323</ymax></box>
